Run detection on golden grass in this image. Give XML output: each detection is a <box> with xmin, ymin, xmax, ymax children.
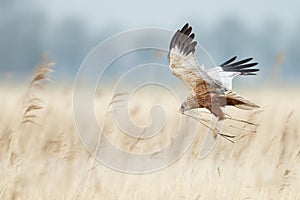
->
<box><xmin>0</xmin><ymin>77</ymin><xmax>300</xmax><ymax>199</ymax></box>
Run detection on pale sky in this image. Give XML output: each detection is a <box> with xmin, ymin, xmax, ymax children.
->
<box><xmin>36</xmin><ymin>0</ymin><xmax>300</xmax><ymax>31</ymax></box>
<box><xmin>2</xmin><ymin>0</ymin><xmax>299</xmax><ymax>82</ymax></box>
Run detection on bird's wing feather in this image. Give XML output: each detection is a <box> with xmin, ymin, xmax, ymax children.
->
<box><xmin>225</xmin><ymin>91</ymin><xmax>260</xmax><ymax>110</ymax></box>
<box><xmin>168</xmin><ymin>23</ymin><xmax>215</xmax><ymax>92</ymax></box>
<box><xmin>206</xmin><ymin>67</ymin><xmax>239</xmax><ymax>90</ymax></box>
<box><xmin>220</xmin><ymin>56</ymin><xmax>259</xmax><ymax>75</ymax></box>
<box><xmin>207</xmin><ymin>56</ymin><xmax>259</xmax><ymax>90</ymax></box>
<box><xmin>169</xmin><ymin>46</ymin><xmax>203</xmax><ymax>91</ymax></box>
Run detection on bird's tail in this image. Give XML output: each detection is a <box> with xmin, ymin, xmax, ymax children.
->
<box><xmin>225</xmin><ymin>91</ymin><xmax>260</xmax><ymax>110</ymax></box>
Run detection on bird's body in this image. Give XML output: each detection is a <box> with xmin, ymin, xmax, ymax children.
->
<box><xmin>168</xmin><ymin>23</ymin><xmax>260</xmax><ymax>120</ymax></box>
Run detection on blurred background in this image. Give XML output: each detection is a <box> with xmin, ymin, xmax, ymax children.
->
<box><xmin>1</xmin><ymin>0</ymin><xmax>299</xmax><ymax>85</ymax></box>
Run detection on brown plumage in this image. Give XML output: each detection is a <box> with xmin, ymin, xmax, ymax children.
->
<box><xmin>168</xmin><ymin>23</ymin><xmax>260</xmax><ymax>120</ymax></box>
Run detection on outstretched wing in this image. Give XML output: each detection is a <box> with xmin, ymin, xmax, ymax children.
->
<box><xmin>206</xmin><ymin>56</ymin><xmax>259</xmax><ymax>90</ymax></box>
<box><xmin>168</xmin><ymin>23</ymin><xmax>212</xmax><ymax>92</ymax></box>
<box><xmin>220</xmin><ymin>56</ymin><xmax>259</xmax><ymax>75</ymax></box>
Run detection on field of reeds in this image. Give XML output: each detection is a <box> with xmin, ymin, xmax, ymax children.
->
<box><xmin>0</xmin><ymin>63</ymin><xmax>300</xmax><ymax>199</ymax></box>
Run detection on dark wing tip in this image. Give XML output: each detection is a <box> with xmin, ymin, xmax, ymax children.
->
<box><xmin>220</xmin><ymin>56</ymin><xmax>237</xmax><ymax>66</ymax></box>
<box><xmin>220</xmin><ymin>56</ymin><xmax>259</xmax><ymax>75</ymax></box>
<box><xmin>169</xmin><ymin>23</ymin><xmax>197</xmax><ymax>56</ymax></box>
<box><xmin>181</xmin><ymin>23</ymin><xmax>189</xmax><ymax>32</ymax></box>
<box><xmin>243</xmin><ymin>72</ymin><xmax>258</xmax><ymax>75</ymax></box>
<box><xmin>190</xmin><ymin>33</ymin><xmax>195</xmax><ymax>39</ymax></box>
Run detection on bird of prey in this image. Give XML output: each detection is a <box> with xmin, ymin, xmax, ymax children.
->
<box><xmin>168</xmin><ymin>23</ymin><xmax>260</xmax><ymax>121</ymax></box>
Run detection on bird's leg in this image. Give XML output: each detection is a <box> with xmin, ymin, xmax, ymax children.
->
<box><xmin>213</xmin><ymin>118</ymin><xmax>235</xmax><ymax>142</ymax></box>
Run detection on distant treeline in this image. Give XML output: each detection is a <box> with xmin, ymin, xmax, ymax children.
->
<box><xmin>1</xmin><ymin>1</ymin><xmax>299</xmax><ymax>82</ymax></box>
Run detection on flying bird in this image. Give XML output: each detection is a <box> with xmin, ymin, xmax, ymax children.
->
<box><xmin>168</xmin><ymin>23</ymin><xmax>260</xmax><ymax>121</ymax></box>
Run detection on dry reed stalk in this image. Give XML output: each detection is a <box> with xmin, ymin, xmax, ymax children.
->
<box><xmin>270</xmin><ymin>53</ymin><xmax>285</xmax><ymax>83</ymax></box>
<box><xmin>235</xmin><ymin>109</ymin><xmax>262</xmax><ymax>142</ymax></box>
<box><xmin>279</xmin><ymin>169</ymin><xmax>295</xmax><ymax>193</ymax></box>
<box><xmin>0</xmin><ymin>185</ymin><xmax>7</xmax><ymax>199</ymax></box>
<box><xmin>6</xmin><ymin>62</ymin><xmax>54</xmax><ymax>170</ymax></box>
<box><xmin>79</xmin><ymin>92</ymin><xmax>121</xmax><ymax>199</ymax></box>
<box><xmin>278</xmin><ymin>111</ymin><xmax>294</xmax><ymax>164</ymax></box>
<box><xmin>22</xmin><ymin>62</ymin><xmax>55</xmax><ymax>126</ymax></box>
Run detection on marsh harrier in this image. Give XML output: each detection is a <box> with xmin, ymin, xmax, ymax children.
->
<box><xmin>168</xmin><ymin>23</ymin><xmax>260</xmax><ymax>121</ymax></box>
